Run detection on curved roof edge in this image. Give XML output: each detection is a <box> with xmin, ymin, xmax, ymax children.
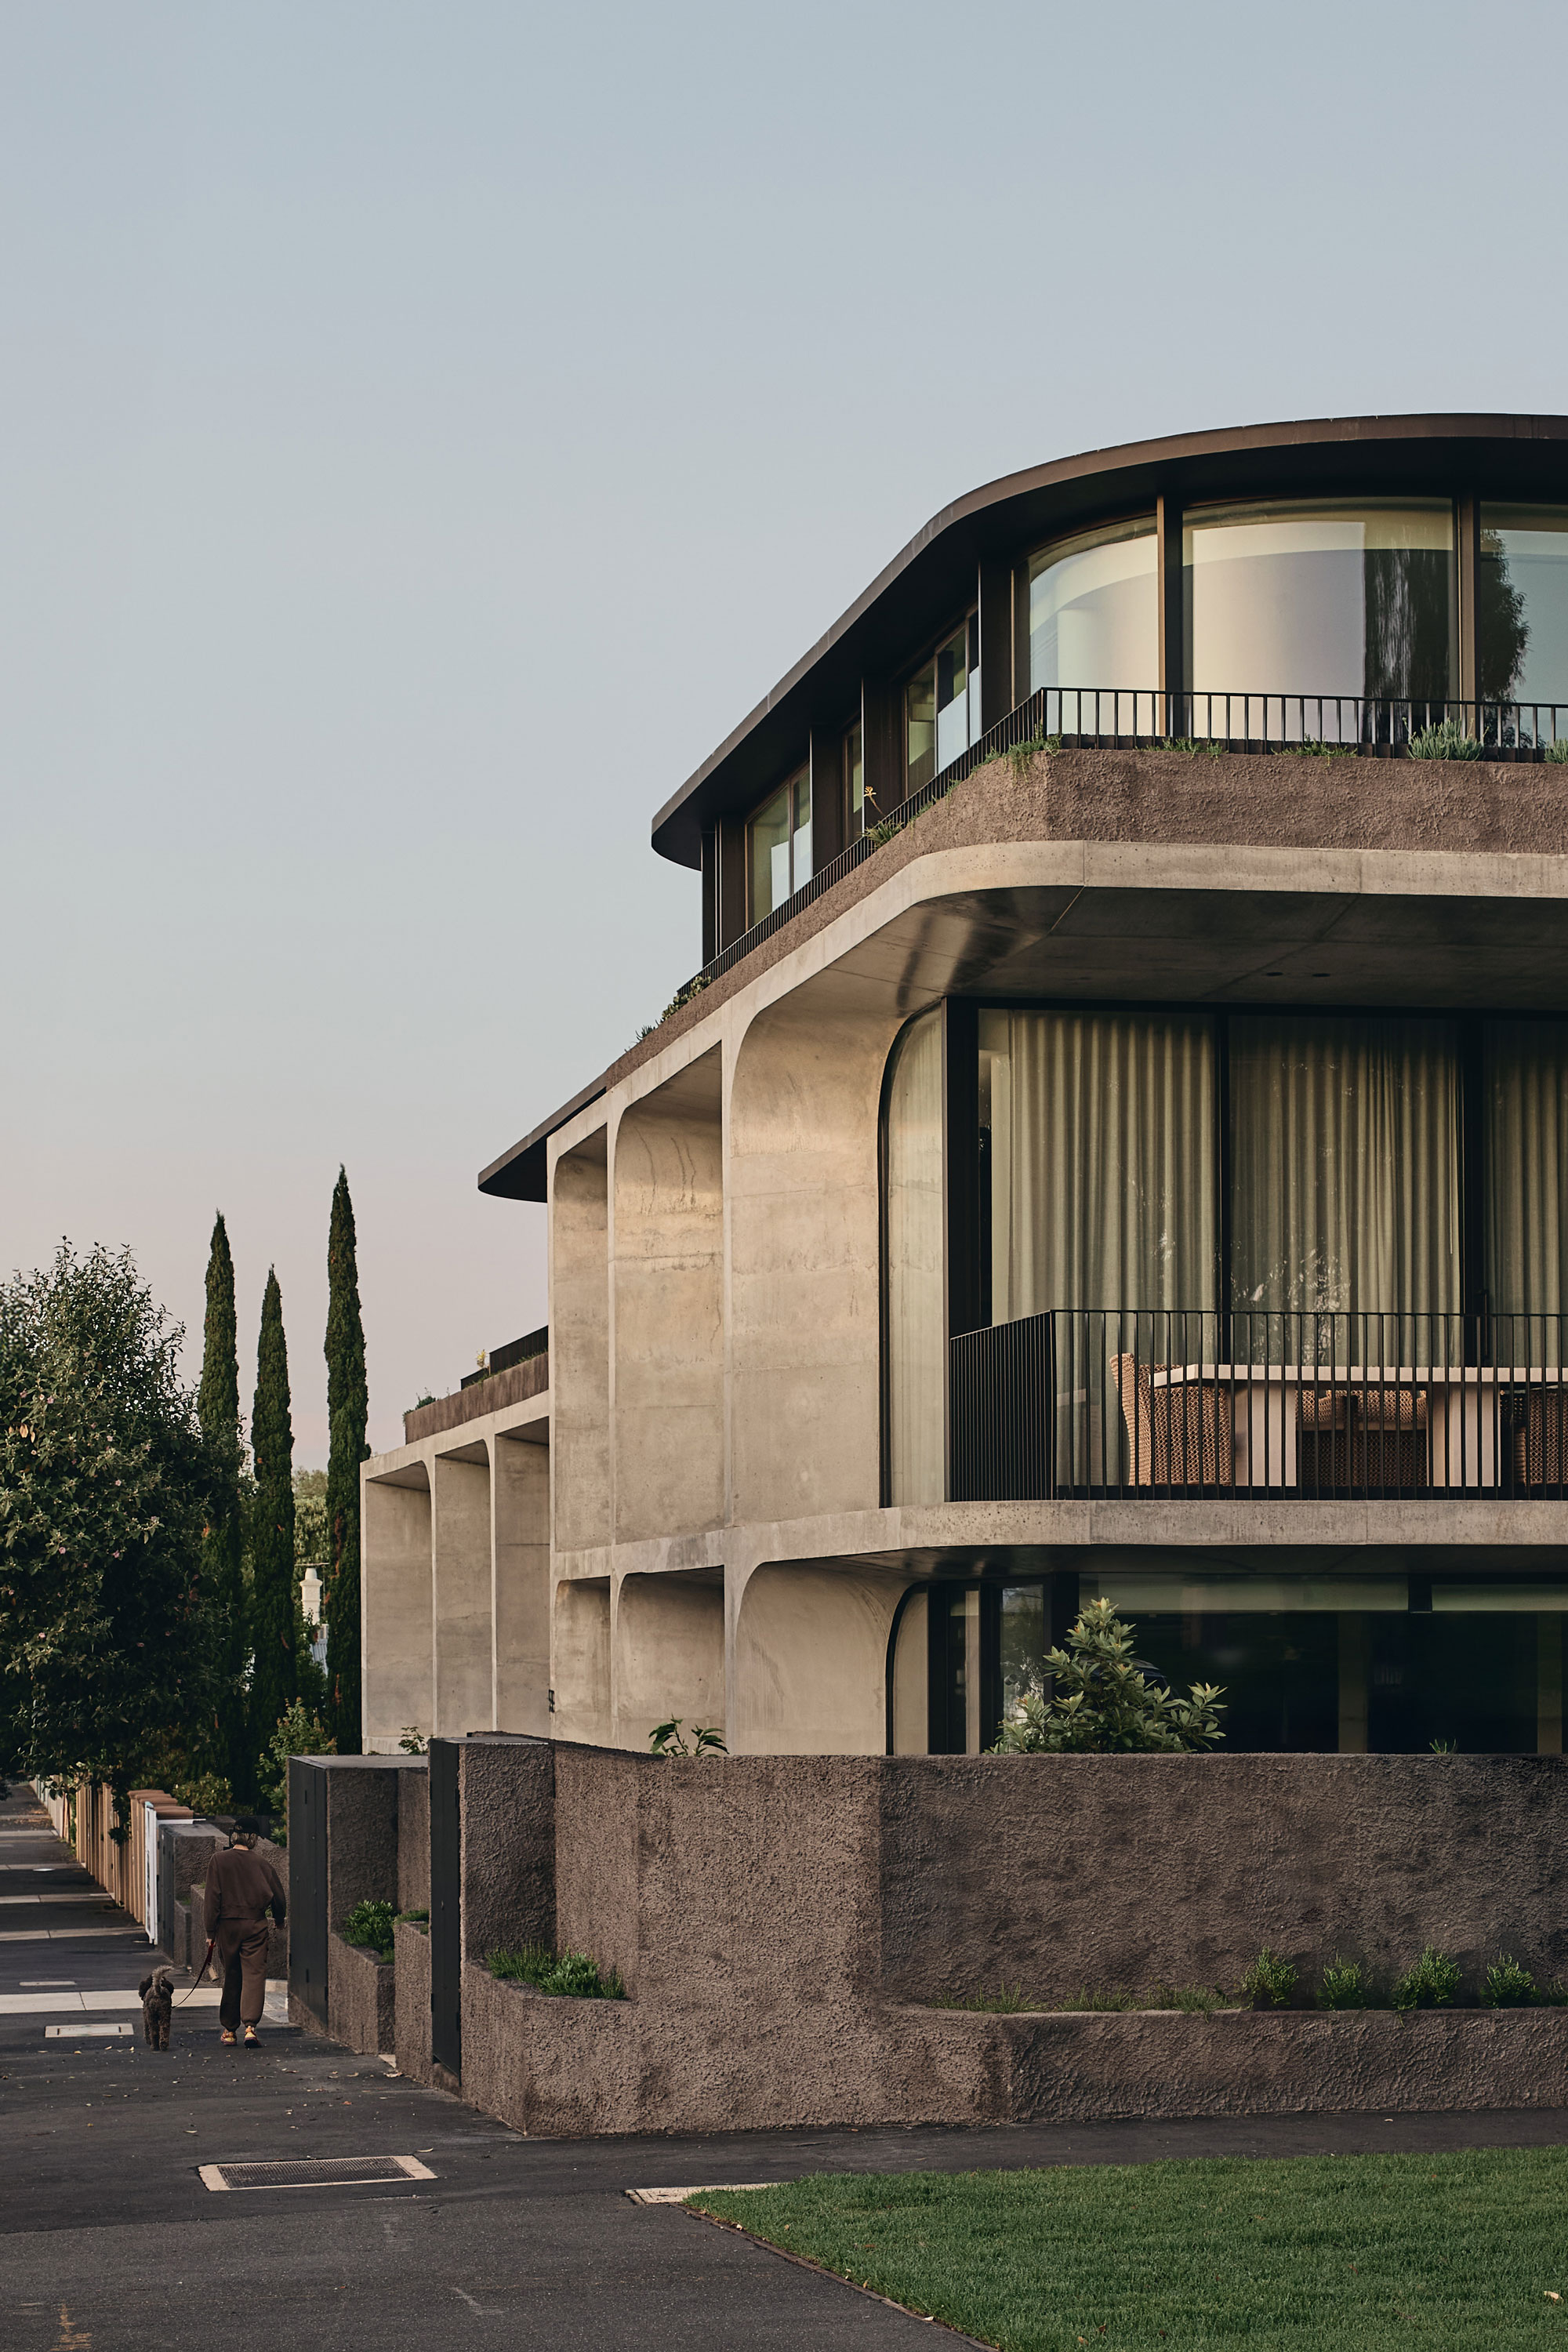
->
<box><xmin>651</xmin><ymin>412</ymin><xmax>1568</xmax><ymax>869</ymax></box>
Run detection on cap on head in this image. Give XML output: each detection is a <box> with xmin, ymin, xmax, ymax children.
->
<box><xmin>232</xmin><ymin>1813</ymin><xmax>265</xmax><ymax>1842</ymax></box>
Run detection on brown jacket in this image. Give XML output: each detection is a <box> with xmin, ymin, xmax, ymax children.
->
<box><xmin>203</xmin><ymin>1844</ymin><xmax>287</xmax><ymax>1940</ymax></box>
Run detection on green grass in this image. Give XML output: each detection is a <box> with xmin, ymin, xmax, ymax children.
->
<box><xmin>486</xmin><ymin>1942</ymin><xmax>625</xmax><ymax>1999</ymax></box>
<box><xmin>690</xmin><ymin>2149</ymin><xmax>1568</xmax><ymax>2347</ymax></box>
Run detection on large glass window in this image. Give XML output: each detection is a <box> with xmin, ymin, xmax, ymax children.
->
<box><xmin>1229</xmin><ymin>1016</ymin><xmax>1463</xmax><ymax>1343</ymax></box>
<box><xmin>978</xmin><ymin>1009</ymin><xmax>1218</xmax><ymax>1320</ymax></box>
<box><xmin>1185</xmin><ymin>501</ymin><xmax>1456</xmax><ymax>702</ymax></box>
<box><xmin>1028</xmin><ymin>518</ymin><xmax>1156</xmax><ymax>695</ymax></box>
<box><xmin>885</xmin><ymin>1010</ymin><xmax>944</xmax><ymax>1505</ymax></box>
<box><xmin>747</xmin><ymin>765</ymin><xmax>811</xmax><ymax>924</ymax></box>
<box><xmin>845</xmin><ymin>720</ymin><xmax>865</xmax><ymax>842</ymax></box>
<box><xmin>1478</xmin><ymin>506</ymin><xmax>1568</xmax><ymax>706</ymax></box>
<box><xmin>906</xmin><ymin>615</ymin><xmax>979</xmax><ymax>797</ymax></box>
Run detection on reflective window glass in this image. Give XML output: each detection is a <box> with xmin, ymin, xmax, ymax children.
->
<box><xmin>845</xmin><ymin>720</ymin><xmax>865</xmax><ymax>839</ymax></box>
<box><xmin>1479</xmin><ymin>506</ymin><xmax>1568</xmax><ymax>706</ymax></box>
<box><xmin>792</xmin><ymin>768</ymin><xmax>811</xmax><ymax>890</ymax></box>
<box><xmin>1028</xmin><ymin>518</ymin><xmax>1156</xmax><ymax>694</ymax></box>
<box><xmin>747</xmin><ymin>767</ymin><xmax>809</xmax><ymax>924</ymax></box>
<box><xmin>906</xmin><ymin>660</ymin><xmax>938</xmax><ymax>796</ymax></box>
<box><xmin>1185</xmin><ymin>501</ymin><xmax>1455</xmax><ymax>702</ymax></box>
<box><xmin>906</xmin><ymin>616</ymin><xmax>978</xmax><ymax>796</ymax></box>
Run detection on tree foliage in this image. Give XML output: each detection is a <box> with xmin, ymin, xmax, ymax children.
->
<box><xmin>249</xmin><ymin>1269</ymin><xmax>296</xmax><ymax>1741</ymax></box>
<box><xmin>197</xmin><ymin>1212</ymin><xmax>249</xmax><ymax>1797</ymax></box>
<box><xmin>0</xmin><ymin>1243</ymin><xmax>216</xmax><ymax>1810</ymax></box>
<box><xmin>325</xmin><ymin>1167</ymin><xmax>367</xmax><ymax>1753</ymax></box>
<box><xmin>992</xmin><ymin>1597</ymin><xmax>1225</xmax><ymax>1754</ymax></box>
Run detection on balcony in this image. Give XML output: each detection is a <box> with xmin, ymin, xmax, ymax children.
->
<box><xmin>949</xmin><ymin>1311</ymin><xmax>1568</xmax><ymax>1502</ymax></box>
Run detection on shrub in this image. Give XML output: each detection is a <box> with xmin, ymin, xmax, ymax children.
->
<box><xmin>1240</xmin><ymin>1948</ymin><xmax>1298</xmax><ymax>2009</ymax></box>
<box><xmin>1165</xmin><ymin>736</ymin><xmax>1226</xmax><ymax>758</ymax></box>
<box><xmin>395</xmin><ymin>1907</ymin><xmax>428</xmax><ymax>1935</ymax></box>
<box><xmin>1393</xmin><ymin>1944</ymin><xmax>1463</xmax><ymax>2010</ymax></box>
<box><xmin>648</xmin><ymin>1718</ymin><xmax>728</xmax><ymax>1758</ymax></box>
<box><xmin>993</xmin><ymin>1598</ymin><xmax>1225</xmax><ymax>1754</ymax></box>
<box><xmin>1148</xmin><ymin>1983</ymin><xmax>1228</xmax><ymax>2014</ymax></box>
<box><xmin>1406</xmin><ymin>717</ymin><xmax>1482</xmax><ymax>760</ymax></box>
<box><xmin>1483</xmin><ymin>1953</ymin><xmax>1537</xmax><ymax>2009</ymax></box>
<box><xmin>172</xmin><ymin>1771</ymin><xmax>234</xmax><ymax>1818</ymax></box>
<box><xmin>1277</xmin><ymin>738</ymin><xmax>1356</xmax><ymax>758</ymax></box>
<box><xmin>1546</xmin><ymin>737</ymin><xmax>1568</xmax><ymax>764</ymax></box>
<box><xmin>1318</xmin><ymin>1956</ymin><xmax>1370</xmax><ymax>2010</ymax></box>
<box><xmin>343</xmin><ymin>1898</ymin><xmax>395</xmax><ymax>1962</ymax></box>
<box><xmin>397</xmin><ymin>1727</ymin><xmax>427</xmax><ymax>1755</ymax></box>
<box><xmin>488</xmin><ymin>1943</ymin><xmax>625</xmax><ymax>1999</ymax></box>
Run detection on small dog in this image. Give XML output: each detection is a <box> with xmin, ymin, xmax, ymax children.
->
<box><xmin>138</xmin><ymin>1965</ymin><xmax>175</xmax><ymax>2050</ymax></box>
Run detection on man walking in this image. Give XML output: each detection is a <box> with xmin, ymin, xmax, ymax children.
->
<box><xmin>203</xmin><ymin>1814</ymin><xmax>286</xmax><ymax>2046</ymax></box>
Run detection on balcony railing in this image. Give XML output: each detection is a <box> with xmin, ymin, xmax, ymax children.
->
<box><xmin>678</xmin><ymin>688</ymin><xmax>1568</xmax><ymax>1005</ymax></box>
<box><xmin>949</xmin><ymin>1309</ymin><xmax>1568</xmax><ymax>1501</ymax></box>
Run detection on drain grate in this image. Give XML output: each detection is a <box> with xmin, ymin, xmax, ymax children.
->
<box><xmin>44</xmin><ymin>2022</ymin><xmax>130</xmax><ymax>2038</ymax></box>
<box><xmin>199</xmin><ymin>2154</ymin><xmax>435</xmax><ymax>2192</ymax></box>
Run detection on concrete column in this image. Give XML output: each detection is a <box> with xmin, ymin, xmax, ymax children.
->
<box><xmin>361</xmin><ymin>1472</ymin><xmax>433</xmax><ymax>1753</ymax></box>
<box><xmin>493</xmin><ymin>1433</ymin><xmax>550</xmax><ymax>1735</ymax></box>
<box><xmin>731</xmin><ymin>1560</ymin><xmax>907</xmax><ymax>1755</ymax></box>
<box><xmin>964</xmin><ymin>1587</ymin><xmax>982</xmax><ymax>1755</ymax></box>
<box><xmin>433</xmin><ymin>1454</ymin><xmax>492</xmax><ymax>1738</ymax></box>
<box><xmin>889</xmin><ymin>1589</ymin><xmax>928</xmax><ymax>1754</ymax></box>
<box><xmin>554</xmin><ymin>1577</ymin><xmax>612</xmax><ymax>1746</ymax></box>
<box><xmin>551</xmin><ymin>1138</ymin><xmax>611</xmax><ymax>1552</ymax></box>
<box><xmin>613</xmin><ymin>1054</ymin><xmax>724</xmax><ymax>1544</ymax></box>
<box><xmin>613</xmin><ymin>1570</ymin><xmax>725</xmax><ymax>1751</ymax></box>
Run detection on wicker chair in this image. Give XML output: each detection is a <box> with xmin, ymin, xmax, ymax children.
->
<box><xmin>1511</xmin><ymin>1388</ymin><xmax>1568</xmax><ymax>1490</ymax></box>
<box><xmin>1296</xmin><ymin>1385</ymin><xmax>1352</xmax><ymax>1489</ymax></box>
<box><xmin>1112</xmin><ymin>1354</ymin><xmax>1235</xmax><ymax>1490</ymax></box>
<box><xmin>1353</xmin><ymin>1382</ymin><xmax>1429</xmax><ymax>1490</ymax></box>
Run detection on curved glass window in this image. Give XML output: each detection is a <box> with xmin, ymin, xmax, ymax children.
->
<box><xmin>1479</xmin><ymin>507</ymin><xmax>1568</xmax><ymax>705</ymax></box>
<box><xmin>1028</xmin><ymin>518</ymin><xmax>1156</xmax><ymax>695</ymax></box>
<box><xmin>884</xmin><ymin>1009</ymin><xmax>944</xmax><ymax>1505</ymax></box>
<box><xmin>1185</xmin><ymin>501</ymin><xmax>1455</xmax><ymax>702</ymax></box>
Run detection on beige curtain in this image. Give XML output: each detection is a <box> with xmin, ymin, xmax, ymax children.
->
<box><xmin>1486</xmin><ymin>1018</ymin><xmax>1568</xmax><ymax>1352</ymax></box>
<box><xmin>886</xmin><ymin>1010</ymin><xmax>945</xmax><ymax>1505</ymax></box>
<box><xmin>1229</xmin><ymin>1016</ymin><xmax>1461</xmax><ymax>1360</ymax></box>
<box><xmin>980</xmin><ymin>1009</ymin><xmax>1218</xmax><ymax>1317</ymax></box>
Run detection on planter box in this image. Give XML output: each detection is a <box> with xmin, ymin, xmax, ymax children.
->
<box><xmin>328</xmin><ymin>1932</ymin><xmax>394</xmax><ymax>2057</ymax></box>
<box><xmin>394</xmin><ymin>1918</ymin><xmax>431</xmax><ymax>2083</ymax></box>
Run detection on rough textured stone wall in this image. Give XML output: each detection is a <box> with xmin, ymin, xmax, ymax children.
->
<box><xmin>327</xmin><ymin>1930</ymin><xmax>394</xmax><ymax>2056</ymax></box>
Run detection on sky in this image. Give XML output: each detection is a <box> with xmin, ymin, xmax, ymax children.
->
<box><xmin>5</xmin><ymin>0</ymin><xmax>1566</xmax><ymax>1462</ymax></box>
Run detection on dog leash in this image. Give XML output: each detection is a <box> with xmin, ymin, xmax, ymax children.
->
<box><xmin>175</xmin><ymin>1938</ymin><xmax>216</xmax><ymax>2006</ymax></box>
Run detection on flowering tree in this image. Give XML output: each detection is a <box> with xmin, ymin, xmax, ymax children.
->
<box><xmin>0</xmin><ymin>1243</ymin><xmax>218</xmax><ymax>1820</ymax></box>
<box><xmin>993</xmin><ymin>1596</ymin><xmax>1225</xmax><ymax>1754</ymax></box>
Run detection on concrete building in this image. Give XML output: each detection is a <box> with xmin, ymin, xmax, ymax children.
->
<box><xmin>362</xmin><ymin>414</ymin><xmax>1568</xmax><ymax>1762</ymax></box>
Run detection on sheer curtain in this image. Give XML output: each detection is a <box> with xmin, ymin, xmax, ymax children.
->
<box><xmin>1486</xmin><ymin>1018</ymin><xmax>1568</xmax><ymax>1354</ymax></box>
<box><xmin>1229</xmin><ymin>1016</ymin><xmax>1461</xmax><ymax>1360</ymax></box>
<box><xmin>980</xmin><ymin>1010</ymin><xmax>1218</xmax><ymax>1317</ymax></box>
<box><xmin>886</xmin><ymin>1010</ymin><xmax>944</xmax><ymax>1505</ymax></box>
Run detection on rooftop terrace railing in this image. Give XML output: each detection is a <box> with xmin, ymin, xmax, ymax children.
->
<box><xmin>677</xmin><ymin>688</ymin><xmax>1568</xmax><ymax>1004</ymax></box>
<box><xmin>948</xmin><ymin>1308</ymin><xmax>1568</xmax><ymax>1503</ymax></box>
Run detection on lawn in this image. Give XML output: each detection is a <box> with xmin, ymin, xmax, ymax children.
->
<box><xmin>690</xmin><ymin>2147</ymin><xmax>1568</xmax><ymax>2347</ymax></box>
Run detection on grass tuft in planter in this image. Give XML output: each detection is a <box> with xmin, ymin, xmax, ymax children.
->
<box><xmin>342</xmin><ymin>1898</ymin><xmax>395</xmax><ymax>1964</ymax></box>
<box><xmin>1393</xmin><ymin>1945</ymin><xmax>1462</xmax><ymax>2011</ymax></box>
<box><xmin>1318</xmin><ymin>1955</ymin><xmax>1372</xmax><ymax>2009</ymax></box>
<box><xmin>1483</xmin><ymin>1953</ymin><xmax>1537</xmax><ymax>2008</ymax></box>
<box><xmin>1240</xmin><ymin>1947</ymin><xmax>1298</xmax><ymax>2009</ymax></box>
<box><xmin>488</xmin><ymin>1943</ymin><xmax>626</xmax><ymax>2000</ymax></box>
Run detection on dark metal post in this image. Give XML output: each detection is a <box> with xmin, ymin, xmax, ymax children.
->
<box><xmin>1457</xmin><ymin>493</ymin><xmax>1479</xmax><ymax>709</ymax></box>
<box><xmin>428</xmin><ymin>1737</ymin><xmax>461</xmax><ymax>2080</ymax></box>
<box><xmin>862</xmin><ymin>676</ymin><xmax>902</xmax><ymax>819</ymax></box>
<box><xmin>809</xmin><ymin>722</ymin><xmax>845</xmax><ymax>866</ymax></box>
<box><xmin>1157</xmin><ymin>490</ymin><xmax>1185</xmax><ymax>731</ymax></box>
<box><xmin>286</xmin><ymin>1759</ymin><xmax>328</xmax><ymax>2032</ymax></box>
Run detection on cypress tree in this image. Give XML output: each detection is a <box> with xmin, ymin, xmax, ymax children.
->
<box><xmin>249</xmin><ymin>1268</ymin><xmax>296</xmax><ymax>1750</ymax></box>
<box><xmin>325</xmin><ymin>1167</ymin><xmax>368</xmax><ymax>1753</ymax></box>
<box><xmin>197</xmin><ymin>1214</ymin><xmax>249</xmax><ymax>1799</ymax></box>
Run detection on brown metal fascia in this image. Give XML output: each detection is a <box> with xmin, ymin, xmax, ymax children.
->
<box><xmin>650</xmin><ymin>412</ymin><xmax>1568</xmax><ymax>869</ymax></box>
<box><xmin>477</xmin><ymin>1079</ymin><xmax>608</xmax><ymax>1202</ymax></box>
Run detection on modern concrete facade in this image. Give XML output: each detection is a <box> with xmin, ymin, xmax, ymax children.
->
<box><xmin>364</xmin><ymin>416</ymin><xmax>1568</xmax><ymax>1762</ymax></box>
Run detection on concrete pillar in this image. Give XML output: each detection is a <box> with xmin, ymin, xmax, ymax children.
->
<box><xmin>889</xmin><ymin>1589</ymin><xmax>928</xmax><ymax>1754</ymax></box>
<box><xmin>612</xmin><ymin>1053</ymin><xmax>724</xmax><ymax>1544</ymax></box>
<box><xmin>551</xmin><ymin>1138</ymin><xmax>610</xmax><ymax>1552</ymax></box>
<box><xmin>613</xmin><ymin>1571</ymin><xmax>725</xmax><ymax>1751</ymax></box>
<box><xmin>493</xmin><ymin>1432</ymin><xmax>550</xmax><ymax>1735</ymax></box>
<box><xmin>361</xmin><ymin>1472</ymin><xmax>433</xmax><ymax>1753</ymax></box>
<box><xmin>554</xmin><ymin>1577</ymin><xmax>612</xmax><ymax>1746</ymax></box>
<box><xmin>433</xmin><ymin>1454</ymin><xmax>492</xmax><ymax>1737</ymax></box>
<box><xmin>731</xmin><ymin>1561</ymin><xmax>907</xmax><ymax>1755</ymax></box>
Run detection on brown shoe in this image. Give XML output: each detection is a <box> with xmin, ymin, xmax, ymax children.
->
<box><xmin>220</xmin><ymin>2028</ymin><xmax>237</xmax><ymax>2045</ymax></box>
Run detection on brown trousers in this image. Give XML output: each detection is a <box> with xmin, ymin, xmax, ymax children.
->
<box><xmin>216</xmin><ymin>1919</ymin><xmax>270</xmax><ymax>2031</ymax></box>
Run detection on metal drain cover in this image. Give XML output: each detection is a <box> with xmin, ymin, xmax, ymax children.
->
<box><xmin>199</xmin><ymin>2154</ymin><xmax>435</xmax><ymax>2192</ymax></box>
<box><xmin>44</xmin><ymin>2022</ymin><xmax>130</xmax><ymax>2038</ymax></box>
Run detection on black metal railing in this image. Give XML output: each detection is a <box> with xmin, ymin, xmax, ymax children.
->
<box><xmin>949</xmin><ymin>1309</ymin><xmax>1568</xmax><ymax>1501</ymax></box>
<box><xmin>677</xmin><ymin>688</ymin><xmax>1568</xmax><ymax>1005</ymax></box>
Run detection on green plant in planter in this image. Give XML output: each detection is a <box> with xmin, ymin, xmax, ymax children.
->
<box><xmin>648</xmin><ymin>1718</ymin><xmax>728</xmax><ymax>1758</ymax></box>
<box><xmin>395</xmin><ymin>1907</ymin><xmax>429</xmax><ymax>1935</ymax></box>
<box><xmin>1483</xmin><ymin>1953</ymin><xmax>1537</xmax><ymax>2008</ymax></box>
<box><xmin>1406</xmin><ymin>717</ymin><xmax>1482</xmax><ymax>760</ymax></box>
<box><xmin>488</xmin><ymin>1943</ymin><xmax>625</xmax><ymax>1999</ymax></box>
<box><xmin>1546</xmin><ymin>737</ymin><xmax>1568</xmax><ymax>764</ymax></box>
<box><xmin>343</xmin><ymin>1897</ymin><xmax>396</xmax><ymax>1963</ymax></box>
<box><xmin>992</xmin><ymin>1598</ymin><xmax>1225</xmax><ymax>1754</ymax></box>
<box><xmin>1393</xmin><ymin>1944</ymin><xmax>1462</xmax><ymax>2010</ymax></box>
<box><xmin>1318</xmin><ymin>1955</ymin><xmax>1371</xmax><ymax>2010</ymax></box>
<box><xmin>1276</xmin><ymin>738</ymin><xmax>1356</xmax><ymax>758</ymax></box>
<box><xmin>1240</xmin><ymin>1948</ymin><xmax>1298</xmax><ymax>2009</ymax></box>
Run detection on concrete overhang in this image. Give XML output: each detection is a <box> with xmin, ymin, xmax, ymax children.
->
<box><xmin>650</xmin><ymin>412</ymin><xmax>1568</xmax><ymax>870</ymax></box>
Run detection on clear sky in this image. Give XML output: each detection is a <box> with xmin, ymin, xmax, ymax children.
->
<box><xmin>5</xmin><ymin>0</ymin><xmax>1564</xmax><ymax>1461</ymax></box>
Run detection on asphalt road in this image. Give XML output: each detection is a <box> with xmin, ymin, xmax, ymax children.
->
<box><xmin>6</xmin><ymin>1783</ymin><xmax>1568</xmax><ymax>2351</ymax></box>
